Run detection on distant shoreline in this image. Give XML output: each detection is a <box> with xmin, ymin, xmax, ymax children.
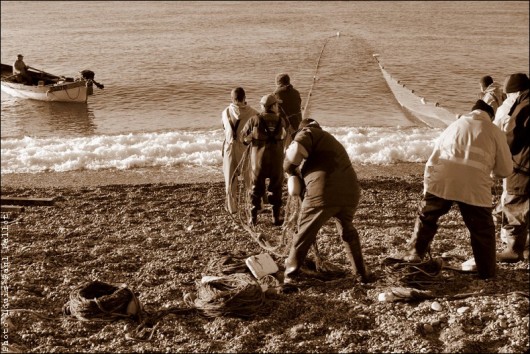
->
<box><xmin>0</xmin><ymin>162</ymin><xmax>425</xmax><ymax>189</ymax></box>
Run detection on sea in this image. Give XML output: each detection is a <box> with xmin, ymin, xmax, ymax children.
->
<box><xmin>1</xmin><ymin>1</ymin><xmax>528</xmax><ymax>175</ymax></box>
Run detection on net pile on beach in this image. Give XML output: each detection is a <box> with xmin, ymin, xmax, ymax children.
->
<box><xmin>185</xmin><ymin>273</ymin><xmax>266</xmax><ymax>318</ymax></box>
<box><xmin>63</xmin><ymin>280</ymin><xmax>142</xmax><ymax>322</ymax></box>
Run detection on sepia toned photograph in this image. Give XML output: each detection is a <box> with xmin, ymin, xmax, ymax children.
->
<box><xmin>1</xmin><ymin>1</ymin><xmax>528</xmax><ymax>353</ymax></box>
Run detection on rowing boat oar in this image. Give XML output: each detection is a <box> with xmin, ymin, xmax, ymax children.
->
<box><xmin>27</xmin><ymin>66</ymin><xmax>61</xmax><ymax>79</ymax></box>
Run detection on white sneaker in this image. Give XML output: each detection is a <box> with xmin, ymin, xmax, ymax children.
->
<box><xmin>461</xmin><ymin>258</ymin><xmax>477</xmax><ymax>272</ymax></box>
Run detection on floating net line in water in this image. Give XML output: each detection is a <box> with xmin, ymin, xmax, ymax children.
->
<box><xmin>373</xmin><ymin>54</ymin><xmax>457</xmax><ymax>128</ymax></box>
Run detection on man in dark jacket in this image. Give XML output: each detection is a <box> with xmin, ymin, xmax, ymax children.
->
<box><xmin>240</xmin><ymin>94</ymin><xmax>287</xmax><ymax>226</ymax></box>
<box><xmin>282</xmin><ymin>118</ymin><xmax>373</xmax><ymax>283</ymax></box>
<box><xmin>497</xmin><ymin>73</ymin><xmax>530</xmax><ymax>263</ymax></box>
<box><xmin>274</xmin><ymin>73</ymin><xmax>303</xmax><ymax>147</ymax></box>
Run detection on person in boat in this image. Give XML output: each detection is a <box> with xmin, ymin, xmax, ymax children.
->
<box><xmin>282</xmin><ymin>118</ymin><xmax>373</xmax><ymax>284</ymax></box>
<box><xmin>479</xmin><ymin>75</ymin><xmax>506</xmax><ymax>117</ymax></box>
<box><xmin>240</xmin><ymin>94</ymin><xmax>287</xmax><ymax>226</ymax></box>
<box><xmin>393</xmin><ymin>100</ymin><xmax>513</xmax><ymax>279</ymax></box>
<box><xmin>221</xmin><ymin>87</ymin><xmax>259</xmax><ymax>214</ymax></box>
<box><xmin>13</xmin><ymin>54</ymin><xmax>32</xmax><ymax>84</ymax></box>
<box><xmin>274</xmin><ymin>73</ymin><xmax>303</xmax><ymax>148</ymax></box>
<box><xmin>495</xmin><ymin>73</ymin><xmax>530</xmax><ymax>263</ymax></box>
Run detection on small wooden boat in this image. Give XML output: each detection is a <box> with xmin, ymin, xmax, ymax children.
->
<box><xmin>1</xmin><ymin>63</ymin><xmax>103</xmax><ymax>103</ymax></box>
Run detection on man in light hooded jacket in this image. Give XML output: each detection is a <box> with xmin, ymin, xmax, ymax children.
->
<box><xmin>479</xmin><ymin>75</ymin><xmax>506</xmax><ymax>116</ymax></box>
<box><xmin>394</xmin><ymin>99</ymin><xmax>513</xmax><ymax>279</ymax></box>
<box><xmin>222</xmin><ymin>87</ymin><xmax>258</xmax><ymax>214</ymax></box>
<box><xmin>495</xmin><ymin>73</ymin><xmax>530</xmax><ymax>263</ymax></box>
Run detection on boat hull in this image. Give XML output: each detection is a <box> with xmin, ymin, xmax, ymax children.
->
<box><xmin>1</xmin><ymin>80</ymin><xmax>88</xmax><ymax>103</ymax></box>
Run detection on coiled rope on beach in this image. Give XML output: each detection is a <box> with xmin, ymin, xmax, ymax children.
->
<box><xmin>63</xmin><ymin>280</ymin><xmax>142</xmax><ymax>322</ymax></box>
<box><xmin>185</xmin><ymin>273</ymin><xmax>266</xmax><ymax>318</ymax></box>
<box><xmin>203</xmin><ymin>253</ymin><xmax>250</xmax><ymax>276</ymax></box>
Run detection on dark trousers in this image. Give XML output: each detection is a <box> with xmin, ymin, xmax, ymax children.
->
<box><xmin>285</xmin><ymin>206</ymin><xmax>359</xmax><ymax>275</ymax></box>
<box><xmin>251</xmin><ymin>173</ymin><xmax>283</xmax><ymax>212</ymax></box>
<box><xmin>409</xmin><ymin>192</ymin><xmax>496</xmax><ymax>278</ymax></box>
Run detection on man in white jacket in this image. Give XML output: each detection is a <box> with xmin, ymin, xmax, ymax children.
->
<box><xmin>221</xmin><ymin>87</ymin><xmax>258</xmax><ymax>214</ymax></box>
<box><xmin>479</xmin><ymin>75</ymin><xmax>505</xmax><ymax>116</ymax></box>
<box><xmin>394</xmin><ymin>99</ymin><xmax>513</xmax><ymax>279</ymax></box>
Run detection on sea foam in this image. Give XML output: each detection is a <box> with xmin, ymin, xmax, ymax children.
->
<box><xmin>0</xmin><ymin>126</ymin><xmax>442</xmax><ymax>174</ymax></box>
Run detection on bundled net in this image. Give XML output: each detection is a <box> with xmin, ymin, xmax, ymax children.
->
<box><xmin>185</xmin><ymin>273</ymin><xmax>266</xmax><ymax>318</ymax></box>
<box><xmin>63</xmin><ymin>280</ymin><xmax>141</xmax><ymax>322</ymax></box>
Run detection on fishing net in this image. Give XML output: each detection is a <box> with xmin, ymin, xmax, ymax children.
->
<box><xmin>185</xmin><ymin>273</ymin><xmax>266</xmax><ymax>318</ymax></box>
<box><xmin>229</xmin><ymin>146</ymin><xmax>300</xmax><ymax>258</ymax></box>
<box><xmin>229</xmin><ymin>147</ymin><xmax>352</xmax><ymax>276</ymax></box>
<box><xmin>63</xmin><ymin>280</ymin><xmax>141</xmax><ymax>322</ymax></box>
<box><xmin>373</xmin><ymin>54</ymin><xmax>456</xmax><ymax>128</ymax></box>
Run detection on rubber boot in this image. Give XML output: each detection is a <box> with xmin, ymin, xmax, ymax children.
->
<box><xmin>250</xmin><ymin>208</ymin><xmax>258</xmax><ymax>226</ymax></box>
<box><xmin>497</xmin><ymin>233</ymin><xmax>526</xmax><ymax>263</ymax></box>
<box><xmin>343</xmin><ymin>239</ymin><xmax>375</xmax><ymax>283</ymax></box>
<box><xmin>272</xmin><ymin>205</ymin><xmax>283</xmax><ymax>226</ymax></box>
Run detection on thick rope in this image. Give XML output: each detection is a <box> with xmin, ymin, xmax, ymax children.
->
<box><xmin>302</xmin><ymin>34</ymin><xmax>339</xmax><ymax>119</ymax></box>
<box><xmin>185</xmin><ymin>273</ymin><xmax>266</xmax><ymax>318</ymax></box>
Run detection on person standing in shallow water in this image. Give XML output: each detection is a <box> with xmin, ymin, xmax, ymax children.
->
<box><xmin>274</xmin><ymin>73</ymin><xmax>302</xmax><ymax>148</ymax></box>
<box><xmin>393</xmin><ymin>100</ymin><xmax>513</xmax><ymax>279</ymax></box>
<box><xmin>240</xmin><ymin>94</ymin><xmax>287</xmax><ymax>226</ymax></box>
<box><xmin>221</xmin><ymin>87</ymin><xmax>258</xmax><ymax>214</ymax></box>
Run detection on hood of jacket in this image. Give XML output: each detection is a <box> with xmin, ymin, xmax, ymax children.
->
<box><xmin>228</xmin><ymin>102</ymin><xmax>254</xmax><ymax>120</ymax></box>
<box><xmin>460</xmin><ymin>108</ymin><xmax>493</xmax><ymax>122</ymax></box>
<box><xmin>483</xmin><ymin>82</ymin><xmax>505</xmax><ymax>103</ymax></box>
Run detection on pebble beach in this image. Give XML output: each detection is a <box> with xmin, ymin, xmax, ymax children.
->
<box><xmin>1</xmin><ymin>163</ymin><xmax>528</xmax><ymax>353</ymax></box>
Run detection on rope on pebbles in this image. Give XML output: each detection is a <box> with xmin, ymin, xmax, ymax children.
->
<box><xmin>184</xmin><ymin>273</ymin><xmax>266</xmax><ymax>318</ymax></box>
<box><xmin>63</xmin><ymin>280</ymin><xmax>142</xmax><ymax>322</ymax></box>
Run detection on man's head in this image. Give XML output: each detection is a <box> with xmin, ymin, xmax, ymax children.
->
<box><xmin>17</xmin><ymin>54</ymin><xmax>23</xmax><ymax>59</ymax></box>
<box><xmin>504</xmin><ymin>73</ymin><xmax>530</xmax><ymax>94</ymax></box>
<box><xmin>479</xmin><ymin>75</ymin><xmax>493</xmax><ymax>92</ymax></box>
<box><xmin>276</xmin><ymin>73</ymin><xmax>290</xmax><ymax>86</ymax></box>
<box><xmin>471</xmin><ymin>99</ymin><xmax>494</xmax><ymax>120</ymax></box>
<box><xmin>260</xmin><ymin>94</ymin><xmax>281</xmax><ymax>113</ymax></box>
<box><xmin>231</xmin><ymin>87</ymin><xmax>246</xmax><ymax>104</ymax></box>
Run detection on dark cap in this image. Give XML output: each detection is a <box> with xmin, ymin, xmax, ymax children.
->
<box><xmin>504</xmin><ymin>73</ymin><xmax>530</xmax><ymax>93</ymax></box>
<box><xmin>17</xmin><ymin>54</ymin><xmax>23</xmax><ymax>58</ymax></box>
<box><xmin>260</xmin><ymin>94</ymin><xmax>282</xmax><ymax>108</ymax></box>
<box><xmin>299</xmin><ymin>118</ymin><xmax>321</xmax><ymax>129</ymax></box>
<box><xmin>472</xmin><ymin>99</ymin><xmax>494</xmax><ymax>119</ymax></box>
<box><xmin>276</xmin><ymin>73</ymin><xmax>290</xmax><ymax>86</ymax></box>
